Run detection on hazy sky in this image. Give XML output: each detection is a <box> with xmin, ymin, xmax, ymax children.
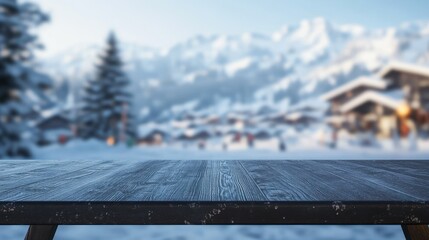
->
<box><xmin>36</xmin><ymin>0</ymin><xmax>429</xmax><ymax>57</ymax></box>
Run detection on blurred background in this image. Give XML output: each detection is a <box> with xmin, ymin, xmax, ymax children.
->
<box><xmin>1</xmin><ymin>0</ymin><xmax>429</xmax><ymax>239</ymax></box>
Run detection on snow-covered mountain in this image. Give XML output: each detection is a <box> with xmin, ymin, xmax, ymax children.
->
<box><xmin>41</xmin><ymin>18</ymin><xmax>429</xmax><ymax>121</ymax></box>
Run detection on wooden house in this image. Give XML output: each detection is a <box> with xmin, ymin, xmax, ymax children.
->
<box><xmin>36</xmin><ymin>112</ymin><xmax>72</xmax><ymax>145</ymax></box>
<box><xmin>338</xmin><ymin>90</ymin><xmax>405</xmax><ymax>137</ymax></box>
<box><xmin>177</xmin><ymin>128</ymin><xmax>211</xmax><ymax>141</ymax></box>
<box><xmin>378</xmin><ymin>62</ymin><xmax>429</xmax><ymax>111</ymax></box>
<box><xmin>268</xmin><ymin>111</ymin><xmax>318</xmax><ymax>127</ymax></box>
<box><xmin>322</xmin><ymin>62</ymin><xmax>429</xmax><ymax>138</ymax></box>
<box><xmin>204</xmin><ymin>116</ymin><xmax>221</xmax><ymax>125</ymax></box>
<box><xmin>322</xmin><ymin>76</ymin><xmax>388</xmax><ymax>120</ymax></box>
<box><xmin>138</xmin><ymin>129</ymin><xmax>166</xmax><ymax>145</ymax></box>
<box><xmin>37</xmin><ymin>115</ymin><xmax>71</xmax><ymax>131</ymax></box>
<box><xmin>285</xmin><ymin>112</ymin><xmax>319</xmax><ymax>126</ymax></box>
<box><xmin>137</xmin><ymin>122</ymin><xmax>170</xmax><ymax>145</ymax></box>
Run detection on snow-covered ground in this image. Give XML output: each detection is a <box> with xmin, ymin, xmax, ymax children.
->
<box><xmin>0</xmin><ymin>225</ymin><xmax>405</xmax><ymax>240</ymax></box>
<box><xmin>32</xmin><ymin>128</ymin><xmax>429</xmax><ymax>161</ymax></box>
<box><xmin>33</xmin><ymin>140</ymin><xmax>429</xmax><ymax>161</ymax></box>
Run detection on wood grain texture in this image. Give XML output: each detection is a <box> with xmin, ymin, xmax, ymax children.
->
<box><xmin>0</xmin><ymin>160</ymin><xmax>428</xmax><ymax>201</ymax></box>
<box><xmin>1</xmin><ymin>160</ymin><xmax>429</xmax><ymax>224</ymax></box>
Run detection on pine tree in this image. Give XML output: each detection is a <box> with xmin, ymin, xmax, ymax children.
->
<box><xmin>0</xmin><ymin>0</ymin><xmax>51</xmax><ymax>158</ymax></box>
<box><xmin>79</xmin><ymin>77</ymin><xmax>101</xmax><ymax>139</ymax></box>
<box><xmin>79</xmin><ymin>33</ymin><xmax>136</xmax><ymax>143</ymax></box>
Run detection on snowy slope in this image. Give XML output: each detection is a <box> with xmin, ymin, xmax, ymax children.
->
<box><xmin>41</xmin><ymin>18</ymin><xmax>429</xmax><ymax>121</ymax></box>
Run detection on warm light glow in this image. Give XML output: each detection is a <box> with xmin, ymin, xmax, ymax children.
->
<box><xmin>234</xmin><ymin>121</ymin><xmax>244</xmax><ymax>130</ymax></box>
<box><xmin>396</xmin><ymin>104</ymin><xmax>411</xmax><ymax>118</ymax></box>
<box><xmin>106</xmin><ymin>136</ymin><xmax>115</xmax><ymax>146</ymax></box>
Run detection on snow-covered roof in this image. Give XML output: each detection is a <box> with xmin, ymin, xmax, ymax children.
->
<box><xmin>286</xmin><ymin>112</ymin><xmax>303</xmax><ymax>121</ymax></box>
<box><xmin>137</xmin><ymin>123</ymin><xmax>170</xmax><ymax>137</ymax></box>
<box><xmin>321</xmin><ymin>76</ymin><xmax>387</xmax><ymax>101</ymax></box>
<box><xmin>287</xmin><ymin>111</ymin><xmax>321</xmax><ymax>121</ymax></box>
<box><xmin>40</xmin><ymin>107</ymin><xmax>62</xmax><ymax>119</ymax></box>
<box><xmin>378</xmin><ymin>62</ymin><xmax>429</xmax><ymax>79</ymax></box>
<box><xmin>287</xmin><ymin>97</ymin><xmax>328</xmax><ymax>113</ymax></box>
<box><xmin>325</xmin><ymin>115</ymin><xmax>346</xmax><ymax>124</ymax></box>
<box><xmin>340</xmin><ymin>90</ymin><xmax>405</xmax><ymax>113</ymax></box>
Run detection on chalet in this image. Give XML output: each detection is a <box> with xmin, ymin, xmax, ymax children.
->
<box><xmin>138</xmin><ymin>129</ymin><xmax>166</xmax><ymax>145</ymax></box>
<box><xmin>177</xmin><ymin>128</ymin><xmax>211</xmax><ymax>141</ymax></box>
<box><xmin>322</xmin><ymin>76</ymin><xmax>388</xmax><ymax>118</ymax></box>
<box><xmin>203</xmin><ymin>116</ymin><xmax>221</xmax><ymax>125</ymax></box>
<box><xmin>378</xmin><ymin>62</ymin><xmax>429</xmax><ymax>110</ymax></box>
<box><xmin>227</xmin><ymin>115</ymin><xmax>244</xmax><ymax>125</ymax></box>
<box><xmin>177</xmin><ymin>113</ymin><xmax>196</xmax><ymax>121</ymax></box>
<box><xmin>322</xmin><ymin>62</ymin><xmax>429</xmax><ymax>138</ymax></box>
<box><xmin>247</xmin><ymin>128</ymin><xmax>274</xmax><ymax>140</ymax></box>
<box><xmin>137</xmin><ymin>123</ymin><xmax>169</xmax><ymax>145</ymax></box>
<box><xmin>36</xmin><ymin>112</ymin><xmax>72</xmax><ymax>146</ymax></box>
<box><xmin>268</xmin><ymin>113</ymin><xmax>289</xmax><ymax>125</ymax></box>
<box><xmin>253</xmin><ymin>130</ymin><xmax>270</xmax><ymax>139</ymax></box>
<box><xmin>193</xmin><ymin>130</ymin><xmax>211</xmax><ymax>140</ymax></box>
<box><xmin>285</xmin><ymin>112</ymin><xmax>319</xmax><ymax>126</ymax></box>
<box><xmin>267</xmin><ymin>111</ymin><xmax>319</xmax><ymax>127</ymax></box>
<box><xmin>37</xmin><ymin>114</ymin><xmax>71</xmax><ymax>130</ymax></box>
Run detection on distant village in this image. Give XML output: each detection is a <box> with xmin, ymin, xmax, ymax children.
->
<box><xmin>34</xmin><ymin>62</ymin><xmax>429</xmax><ymax>151</ymax></box>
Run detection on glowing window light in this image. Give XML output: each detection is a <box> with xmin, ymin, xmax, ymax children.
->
<box><xmin>106</xmin><ymin>136</ymin><xmax>115</xmax><ymax>146</ymax></box>
<box><xmin>234</xmin><ymin>121</ymin><xmax>244</xmax><ymax>130</ymax></box>
<box><xmin>396</xmin><ymin>104</ymin><xmax>411</xmax><ymax>118</ymax></box>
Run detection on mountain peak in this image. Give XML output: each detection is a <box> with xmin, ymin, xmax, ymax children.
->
<box><xmin>272</xmin><ymin>17</ymin><xmax>333</xmax><ymax>42</ymax></box>
<box><xmin>42</xmin><ymin>19</ymin><xmax>429</xmax><ymax>120</ymax></box>
<box><xmin>301</xmin><ymin>17</ymin><xmax>330</xmax><ymax>28</ymax></box>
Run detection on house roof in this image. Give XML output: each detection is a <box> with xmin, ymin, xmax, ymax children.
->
<box><xmin>325</xmin><ymin>115</ymin><xmax>346</xmax><ymax>124</ymax></box>
<box><xmin>378</xmin><ymin>62</ymin><xmax>429</xmax><ymax>79</ymax></box>
<box><xmin>321</xmin><ymin>76</ymin><xmax>387</xmax><ymax>101</ymax></box>
<box><xmin>137</xmin><ymin>123</ymin><xmax>169</xmax><ymax>138</ymax></box>
<box><xmin>288</xmin><ymin>97</ymin><xmax>328</xmax><ymax>114</ymax></box>
<box><xmin>340</xmin><ymin>90</ymin><xmax>405</xmax><ymax>113</ymax></box>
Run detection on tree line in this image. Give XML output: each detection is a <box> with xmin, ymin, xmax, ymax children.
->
<box><xmin>0</xmin><ymin>0</ymin><xmax>135</xmax><ymax>158</ymax></box>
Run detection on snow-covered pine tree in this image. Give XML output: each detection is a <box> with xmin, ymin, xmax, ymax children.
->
<box><xmin>79</xmin><ymin>33</ymin><xmax>136</xmax><ymax>143</ymax></box>
<box><xmin>79</xmin><ymin>77</ymin><xmax>101</xmax><ymax>139</ymax></box>
<box><xmin>0</xmin><ymin>0</ymin><xmax>51</xmax><ymax>158</ymax></box>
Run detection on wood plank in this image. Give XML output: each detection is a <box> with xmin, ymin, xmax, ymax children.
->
<box><xmin>0</xmin><ymin>160</ymin><xmax>428</xmax><ymax>202</ymax></box>
<box><xmin>141</xmin><ymin>161</ymin><xmax>267</xmax><ymax>201</ymax></box>
<box><xmin>309</xmin><ymin>161</ymin><xmax>426</xmax><ymax>200</ymax></box>
<box><xmin>240</xmin><ymin>160</ymin><xmax>427</xmax><ymax>201</ymax></box>
<box><xmin>61</xmin><ymin>160</ymin><xmax>170</xmax><ymax>201</ymax></box>
<box><xmin>241</xmin><ymin>160</ymin><xmax>326</xmax><ymax>200</ymax></box>
<box><xmin>323</xmin><ymin>161</ymin><xmax>429</xmax><ymax>200</ymax></box>
<box><xmin>0</xmin><ymin>161</ymin><xmax>124</xmax><ymax>201</ymax></box>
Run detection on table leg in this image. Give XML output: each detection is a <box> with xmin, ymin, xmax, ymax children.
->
<box><xmin>402</xmin><ymin>225</ymin><xmax>429</xmax><ymax>240</ymax></box>
<box><xmin>25</xmin><ymin>225</ymin><xmax>58</xmax><ymax>240</ymax></box>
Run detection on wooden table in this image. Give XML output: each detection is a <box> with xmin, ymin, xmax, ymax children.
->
<box><xmin>1</xmin><ymin>160</ymin><xmax>428</xmax><ymax>240</ymax></box>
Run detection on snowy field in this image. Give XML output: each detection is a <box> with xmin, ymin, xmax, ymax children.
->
<box><xmin>0</xmin><ymin>225</ymin><xmax>406</xmax><ymax>240</ymax></box>
<box><xmin>2</xmin><ymin>139</ymin><xmax>429</xmax><ymax>240</ymax></box>
<box><xmin>33</xmin><ymin>137</ymin><xmax>429</xmax><ymax>161</ymax></box>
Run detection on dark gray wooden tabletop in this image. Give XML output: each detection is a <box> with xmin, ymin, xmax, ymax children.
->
<box><xmin>0</xmin><ymin>160</ymin><xmax>428</xmax><ymax>224</ymax></box>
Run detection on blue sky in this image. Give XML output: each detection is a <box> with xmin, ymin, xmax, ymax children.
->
<box><xmin>36</xmin><ymin>0</ymin><xmax>429</xmax><ymax>56</ymax></box>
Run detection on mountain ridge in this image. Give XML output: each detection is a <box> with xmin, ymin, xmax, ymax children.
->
<box><xmin>41</xmin><ymin>18</ymin><xmax>429</xmax><ymax>121</ymax></box>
